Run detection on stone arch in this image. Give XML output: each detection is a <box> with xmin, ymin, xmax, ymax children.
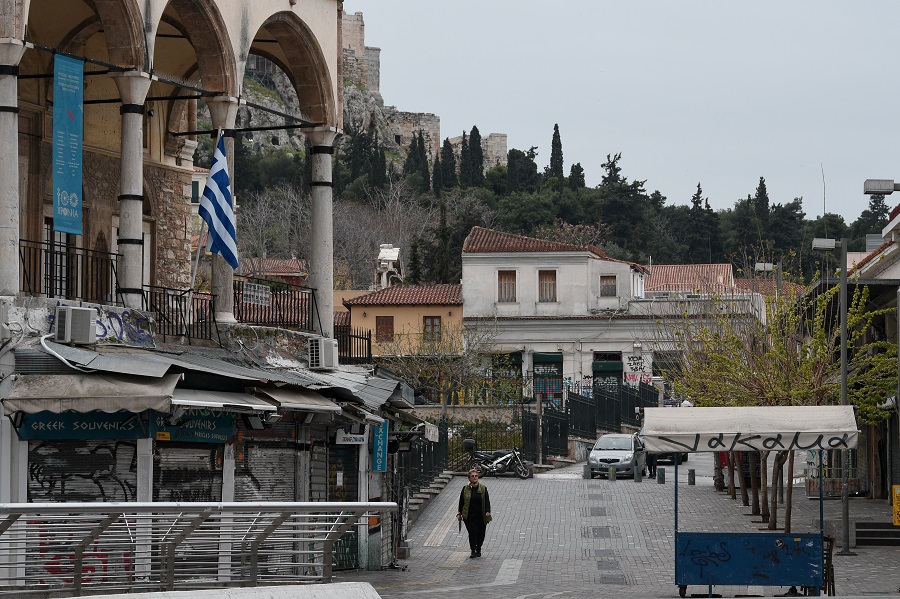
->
<box><xmin>253</xmin><ymin>12</ymin><xmax>336</xmax><ymax>126</ymax></box>
<box><xmin>157</xmin><ymin>0</ymin><xmax>237</xmax><ymax>95</ymax></box>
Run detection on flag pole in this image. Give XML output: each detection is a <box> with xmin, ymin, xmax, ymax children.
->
<box><xmin>185</xmin><ymin>128</ymin><xmax>224</xmax><ymax>339</ymax></box>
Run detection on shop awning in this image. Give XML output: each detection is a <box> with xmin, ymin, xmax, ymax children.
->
<box><xmin>340</xmin><ymin>403</ymin><xmax>384</xmax><ymax>425</ymax></box>
<box><xmin>640</xmin><ymin>405</ymin><xmax>859</xmax><ymax>453</ymax></box>
<box><xmin>172</xmin><ymin>389</ymin><xmax>276</xmax><ymax>412</ymax></box>
<box><xmin>256</xmin><ymin>388</ymin><xmax>341</xmax><ymax>413</ymax></box>
<box><xmin>2</xmin><ymin>373</ymin><xmax>181</xmax><ymax>414</ymax></box>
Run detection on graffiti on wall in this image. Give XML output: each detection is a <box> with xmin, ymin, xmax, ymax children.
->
<box><xmin>49</xmin><ymin>300</ymin><xmax>154</xmax><ymax>346</ymax></box>
<box><xmin>28</xmin><ymin>440</ymin><xmax>138</xmax><ymax>503</ymax></box>
<box><xmin>624</xmin><ymin>354</ymin><xmax>652</xmax><ymax>387</ymax></box>
<box><xmin>31</xmin><ymin>523</ymin><xmax>134</xmax><ymax>586</ymax></box>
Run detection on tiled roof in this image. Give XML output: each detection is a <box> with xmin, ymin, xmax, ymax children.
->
<box><xmin>334</xmin><ymin>311</ymin><xmax>351</xmax><ymax>327</ymax></box>
<box><xmin>646</xmin><ymin>264</ymin><xmax>734</xmax><ymax>293</ymax></box>
<box><xmin>849</xmin><ymin>240</ymin><xmax>893</xmax><ymax>275</ymax></box>
<box><xmin>463</xmin><ymin>226</ymin><xmax>608</xmax><ymax>257</ymax></box>
<box><xmin>734</xmin><ymin>278</ymin><xmax>806</xmax><ymax>297</ymax></box>
<box><xmin>343</xmin><ymin>284</ymin><xmax>462</xmax><ymax>306</ymax></box>
<box><xmin>462</xmin><ymin>226</ymin><xmax>649</xmax><ymax>273</ymax></box>
<box><xmin>238</xmin><ymin>258</ymin><xmax>307</xmax><ymax>276</ymax></box>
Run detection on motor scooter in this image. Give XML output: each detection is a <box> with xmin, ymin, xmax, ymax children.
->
<box><xmin>462</xmin><ymin>438</ymin><xmax>533</xmax><ymax>479</ymax></box>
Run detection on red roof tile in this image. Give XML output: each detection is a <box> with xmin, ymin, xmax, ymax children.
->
<box><xmin>462</xmin><ymin>226</ymin><xmax>649</xmax><ymax>273</ymax></box>
<box><xmin>343</xmin><ymin>284</ymin><xmax>462</xmax><ymax>306</ymax></box>
<box><xmin>646</xmin><ymin>264</ymin><xmax>735</xmax><ymax>293</ymax></box>
<box><xmin>334</xmin><ymin>311</ymin><xmax>351</xmax><ymax>327</ymax></box>
<box><xmin>238</xmin><ymin>257</ymin><xmax>307</xmax><ymax>277</ymax></box>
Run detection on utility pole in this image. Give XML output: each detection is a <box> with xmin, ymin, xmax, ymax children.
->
<box><xmin>535</xmin><ymin>392</ymin><xmax>543</xmax><ymax>466</ymax></box>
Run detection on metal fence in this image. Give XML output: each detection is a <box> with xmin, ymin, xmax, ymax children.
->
<box><xmin>233</xmin><ymin>277</ymin><xmax>317</xmax><ymax>332</ymax></box>
<box><xmin>142</xmin><ymin>286</ymin><xmax>219</xmax><ymax>343</ymax></box>
<box><xmin>19</xmin><ymin>239</ymin><xmax>121</xmax><ymax>305</ymax></box>
<box><xmin>335</xmin><ymin>326</ymin><xmax>372</xmax><ymax>365</ymax></box>
<box><xmin>521</xmin><ymin>405</ymin><xmax>569</xmax><ymax>462</ymax></box>
<box><xmin>0</xmin><ymin>501</ymin><xmax>396</xmax><ymax>596</ymax></box>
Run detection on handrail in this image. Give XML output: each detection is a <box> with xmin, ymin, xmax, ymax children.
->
<box><xmin>0</xmin><ymin>501</ymin><xmax>397</xmax><ymax>595</ymax></box>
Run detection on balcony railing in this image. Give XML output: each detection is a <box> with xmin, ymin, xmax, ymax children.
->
<box><xmin>233</xmin><ymin>277</ymin><xmax>317</xmax><ymax>332</ymax></box>
<box><xmin>142</xmin><ymin>286</ymin><xmax>219</xmax><ymax>343</ymax></box>
<box><xmin>0</xmin><ymin>501</ymin><xmax>397</xmax><ymax>595</ymax></box>
<box><xmin>335</xmin><ymin>326</ymin><xmax>372</xmax><ymax>365</ymax></box>
<box><xmin>19</xmin><ymin>239</ymin><xmax>121</xmax><ymax>305</ymax></box>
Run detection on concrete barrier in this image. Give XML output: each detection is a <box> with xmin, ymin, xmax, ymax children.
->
<box><xmin>87</xmin><ymin>583</ymin><xmax>383</xmax><ymax>599</ymax></box>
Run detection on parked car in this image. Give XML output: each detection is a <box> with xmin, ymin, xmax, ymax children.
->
<box><xmin>586</xmin><ymin>433</ymin><xmax>646</xmax><ymax>479</ymax></box>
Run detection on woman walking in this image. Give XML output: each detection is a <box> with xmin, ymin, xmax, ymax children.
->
<box><xmin>457</xmin><ymin>468</ymin><xmax>491</xmax><ymax>558</ymax></box>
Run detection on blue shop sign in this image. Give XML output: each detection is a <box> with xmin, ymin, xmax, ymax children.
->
<box><xmin>17</xmin><ymin>411</ymin><xmax>144</xmax><ymax>441</ymax></box>
<box><xmin>150</xmin><ymin>409</ymin><xmax>235</xmax><ymax>443</ymax></box>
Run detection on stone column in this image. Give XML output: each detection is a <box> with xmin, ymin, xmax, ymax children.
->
<box><xmin>0</xmin><ymin>39</ymin><xmax>25</xmax><ymax>296</ymax></box>
<box><xmin>306</xmin><ymin>127</ymin><xmax>338</xmax><ymax>338</ymax></box>
<box><xmin>206</xmin><ymin>97</ymin><xmax>238</xmax><ymax>323</ymax></box>
<box><xmin>110</xmin><ymin>71</ymin><xmax>152</xmax><ymax>309</ymax></box>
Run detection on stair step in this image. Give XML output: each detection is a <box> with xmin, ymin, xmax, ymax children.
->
<box><xmin>855</xmin><ymin>522</ymin><xmax>899</xmax><ymax>530</ymax></box>
<box><xmin>409</xmin><ymin>498</ymin><xmax>425</xmax><ymax>506</ymax></box>
<box><xmin>856</xmin><ymin>538</ymin><xmax>900</xmax><ymax>546</ymax></box>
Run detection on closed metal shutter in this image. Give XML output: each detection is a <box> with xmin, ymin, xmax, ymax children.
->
<box><xmin>153</xmin><ymin>443</ymin><xmax>222</xmax><ymax>502</ymax></box>
<box><xmin>328</xmin><ymin>444</ymin><xmax>359</xmax><ymax>570</ymax></box>
<box><xmin>28</xmin><ymin>440</ymin><xmax>138</xmax><ymax>503</ymax></box>
<box><xmin>309</xmin><ymin>424</ymin><xmax>329</xmax><ymax>502</ymax></box>
<box><xmin>234</xmin><ymin>422</ymin><xmax>297</xmax><ymax>502</ymax></box>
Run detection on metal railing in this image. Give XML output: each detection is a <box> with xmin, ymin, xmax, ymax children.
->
<box><xmin>142</xmin><ymin>286</ymin><xmax>219</xmax><ymax>343</ymax></box>
<box><xmin>0</xmin><ymin>501</ymin><xmax>396</xmax><ymax>596</ymax></box>
<box><xmin>335</xmin><ymin>326</ymin><xmax>372</xmax><ymax>365</ymax></box>
<box><xmin>233</xmin><ymin>277</ymin><xmax>317</xmax><ymax>332</ymax></box>
<box><xmin>19</xmin><ymin>239</ymin><xmax>121</xmax><ymax>305</ymax></box>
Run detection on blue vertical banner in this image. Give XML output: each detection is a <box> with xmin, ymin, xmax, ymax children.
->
<box><xmin>52</xmin><ymin>55</ymin><xmax>84</xmax><ymax>235</ymax></box>
<box><xmin>371</xmin><ymin>420</ymin><xmax>389</xmax><ymax>472</ymax></box>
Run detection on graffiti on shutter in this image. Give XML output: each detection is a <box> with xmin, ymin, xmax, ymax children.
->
<box><xmin>28</xmin><ymin>440</ymin><xmax>138</xmax><ymax>502</ymax></box>
<box><xmin>153</xmin><ymin>444</ymin><xmax>222</xmax><ymax>502</ymax></box>
<box><xmin>235</xmin><ymin>443</ymin><xmax>296</xmax><ymax>501</ymax></box>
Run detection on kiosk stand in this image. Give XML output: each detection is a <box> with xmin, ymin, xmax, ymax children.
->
<box><xmin>640</xmin><ymin>405</ymin><xmax>857</xmax><ymax>598</ymax></box>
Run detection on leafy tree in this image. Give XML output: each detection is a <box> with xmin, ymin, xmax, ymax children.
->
<box><xmin>548</xmin><ymin>123</ymin><xmax>564</xmax><ymax>182</ymax></box>
<box><xmin>849</xmin><ymin>194</ymin><xmax>889</xmax><ymax>250</ymax></box>
<box><xmin>375</xmin><ymin>322</ymin><xmax>509</xmax><ymax>417</ymax></box>
<box><xmin>656</xmin><ymin>280</ymin><xmax>895</xmax><ymax>531</ymax></box>
<box><xmin>497</xmin><ymin>191</ymin><xmax>555</xmax><ymax>234</ymax></box>
<box><xmin>507</xmin><ymin>147</ymin><xmax>539</xmax><ymax>194</ymax></box>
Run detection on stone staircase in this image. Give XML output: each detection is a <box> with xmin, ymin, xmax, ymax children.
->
<box><xmin>856</xmin><ymin>521</ymin><xmax>900</xmax><ymax>546</ymax></box>
<box><xmin>406</xmin><ymin>470</ymin><xmax>454</xmax><ymax>526</ymax></box>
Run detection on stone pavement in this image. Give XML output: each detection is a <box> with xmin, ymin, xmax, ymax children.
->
<box><xmin>335</xmin><ymin>453</ymin><xmax>900</xmax><ymax>598</ymax></box>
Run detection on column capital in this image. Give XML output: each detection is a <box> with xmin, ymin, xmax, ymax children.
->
<box><xmin>306</xmin><ymin>126</ymin><xmax>339</xmax><ymax>148</ymax></box>
<box><xmin>109</xmin><ymin>71</ymin><xmax>152</xmax><ymax>105</ymax></box>
<box><xmin>207</xmin><ymin>95</ymin><xmax>239</xmax><ymax>130</ymax></box>
<box><xmin>0</xmin><ymin>39</ymin><xmax>25</xmax><ymax>67</ymax></box>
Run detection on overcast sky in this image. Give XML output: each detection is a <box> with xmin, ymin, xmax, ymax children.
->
<box><xmin>341</xmin><ymin>1</ymin><xmax>900</xmax><ymax>224</ymax></box>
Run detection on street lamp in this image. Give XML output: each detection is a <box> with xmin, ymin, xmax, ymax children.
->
<box><xmin>812</xmin><ymin>236</ymin><xmax>855</xmax><ymax>556</ymax></box>
<box><xmin>754</xmin><ymin>261</ymin><xmax>783</xmax><ymax>301</ymax></box>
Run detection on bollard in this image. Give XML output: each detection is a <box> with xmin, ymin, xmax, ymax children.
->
<box><xmin>583</xmin><ymin>465</ymin><xmax>591</xmax><ymax>479</ymax></box>
<box><xmin>688</xmin><ymin>469</ymin><xmax>696</xmax><ymax>485</ymax></box>
<box><xmin>657</xmin><ymin>467</ymin><xmax>665</xmax><ymax>484</ymax></box>
<box><xmin>634</xmin><ymin>467</ymin><xmax>642</xmax><ymax>483</ymax></box>
<box><xmin>608</xmin><ymin>466</ymin><xmax>617</xmax><ymax>481</ymax></box>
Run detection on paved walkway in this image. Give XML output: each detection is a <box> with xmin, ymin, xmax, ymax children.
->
<box><xmin>336</xmin><ymin>453</ymin><xmax>900</xmax><ymax>598</ymax></box>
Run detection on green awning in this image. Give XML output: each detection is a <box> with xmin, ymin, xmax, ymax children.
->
<box><xmin>533</xmin><ymin>352</ymin><xmax>563</xmax><ymax>364</ymax></box>
<box><xmin>592</xmin><ymin>361</ymin><xmax>624</xmax><ymax>373</ymax></box>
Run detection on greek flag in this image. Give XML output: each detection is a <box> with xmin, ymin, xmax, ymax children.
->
<box><xmin>198</xmin><ymin>134</ymin><xmax>238</xmax><ymax>269</ymax></box>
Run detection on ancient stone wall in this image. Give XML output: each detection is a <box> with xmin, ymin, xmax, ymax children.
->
<box><xmin>385</xmin><ymin>109</ymin><xmax>440</xmax><ymax>162</ymax></box>
<box><xmin>144</xmin><ymin>164</ymin><xmax>193</xmax><ymax>289</ymax></box>
<box><xmin>447</xmin><ymin>132</ymin><xmax>509</xmax><ymax>173</ymax></box>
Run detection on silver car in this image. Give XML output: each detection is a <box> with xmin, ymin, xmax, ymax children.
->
<box><xmin>587</xmin><ymin>433</ymin><xmax>646</xmax><ymax>479</ymax></box>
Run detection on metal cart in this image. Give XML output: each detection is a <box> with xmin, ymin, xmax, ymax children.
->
<box><xmin>640</xmin><ymin>405</ymin><xmax>857</xmax><ymax>598</ymax></box>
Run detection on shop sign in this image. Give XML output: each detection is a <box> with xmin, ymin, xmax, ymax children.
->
<box><xmin>150</xmin><ymin>409</ymin><xmax>235</xmax><ymax>443</ymax></box>
<box><xmin>16</xmin><ymin>411</ymin><xmax>144</xmax><ymax>441</ymax></box>
<box><xmin>336</xmin><ymin>428</ymin><xmax>367</xmax><ymax>445</ymax></box>
<box><xmin>371</xmin><ymin>421</ymin><xmax>388</xmax><ymax>471</ymax></box>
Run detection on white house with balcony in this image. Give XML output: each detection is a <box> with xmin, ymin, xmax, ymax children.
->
<box><xmin>461</xmin><ymin>227</ymin><xmax>653</xmax><ymax>401</ymax></box>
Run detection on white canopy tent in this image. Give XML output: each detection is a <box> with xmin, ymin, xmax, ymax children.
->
<box><xmin>640</xmin><ymin>405</ymin><xmax>858</xmax><ymax>453</ymax></box>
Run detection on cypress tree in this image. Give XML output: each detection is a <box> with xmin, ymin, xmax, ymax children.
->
<box><xmin>469</xmin><ymin>126</ymin><xmax>484</xmax><ymax>187</ymax></box>
<box><xmin>549</xmin><ymin>123</ymin><xmax>564</xmax><ymax>181</ymax></box>
<box><xmin>417</xmin><ymin>131</ymin><xmax>430</xmax><ymax>193</ymax></box>
<box><xmin>432</xmin><ymin>155</ymin><xmax>443</xmax><ymax>197</ymax></box>
<box><xmin>568</xmin><ymin>163</ymin><xmax>585</xmax><ymax>189</ymax></box>
<box><xmin>441</xmin><ymin>138</ymin><xmax>458</xmax><ymax>188</ymax></box>
<box><xmin>406</xmin><ymin>238</ymin><xmax>421</xmax><ymax>284</ymax></box>
<box><xmin>403</xmin><ymin>134</ymin><xmax>419</xmax><ymax>176</ymax></box>
<box><xmin>459</xmin><ymin>132</ymin><xmax>471</xmax><ymax>188</ymax></box>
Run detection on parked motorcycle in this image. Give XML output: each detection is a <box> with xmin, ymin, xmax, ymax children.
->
<box><xmin>463</xmin><ymin>439</ymin><xmax>533</xmax><ymax>479</ymax></box>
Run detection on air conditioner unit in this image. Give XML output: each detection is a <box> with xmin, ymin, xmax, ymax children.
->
<box><xmin>54</xmin><ymin>306</ymin><xmax>97</xmax><ymax>345</ymax></box>
<box><xmin>308</xmin><ymin>337</ymin><xmax>338</xmax><ymax>370</ymax></box>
